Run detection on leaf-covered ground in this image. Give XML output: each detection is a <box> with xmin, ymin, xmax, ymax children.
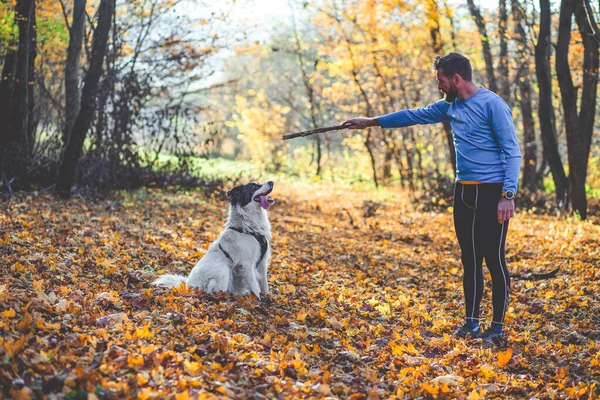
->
<box><xmin>1</xmin><ymin>183</ymin><xmax>599</xmax><ymax>399</ymax></box>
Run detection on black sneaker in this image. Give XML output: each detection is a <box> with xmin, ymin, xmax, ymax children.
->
<box><xmin>453</xmin><ymin>323</ymin><xmax>482</xmax><ymax>339</ymax></box>
<box><xmin>481</xmin><ymin>328</ymin><xmax>507</xmax><ymax>345</ymax></box>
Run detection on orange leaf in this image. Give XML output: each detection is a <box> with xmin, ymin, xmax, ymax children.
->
<box><xmin>127</xmin><ymin>355</ymin><xmax>145</xmax><ymax>368</ymax></box>
<box><xmin>175</xmin><ymin>390</ymin><xmax>191</xmax><ymax>400</ymax></box>
<box><xmin>422</xmin><ymin>382</ymin><xmax>439</xmax><ymax>395</ymax></box>
<box><xmin>296</xmin><ymin>310</ymin><xmax>308</xmax><ymax>321</ymax></box>
<box><xmin>134</xmin><ymin>324</ymin><xmax>154</xmax><ymax>339</ymax></box>
<box><xmin>2</xmin><ymin>308</ymin><xmax>16</xmax><ymax>318</ymax></box>
<box><xmin>497</xmin><ymin>348</ymin><xmax>514</xmax><ymax>367</ymax></box>
<box><xmin>280</xmin><ymin>283</ymin><xmax>296</xmax><ymax>294</ymax></box>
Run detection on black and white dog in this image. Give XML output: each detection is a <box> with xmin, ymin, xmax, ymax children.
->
<box><xmin>152</xmin><ymin>181</ymin><xmax>274</xmax><ymax>298</ymax></box>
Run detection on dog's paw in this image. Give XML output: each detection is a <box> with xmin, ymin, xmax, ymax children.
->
<box><xmin>260</xmin><ymin>295</ymin><xmax>273</xmax><ymax>306</ymax></box>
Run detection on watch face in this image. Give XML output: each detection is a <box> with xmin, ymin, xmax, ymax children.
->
<box><xmin>505</xmin><ymin>191</ymin><xmax>514</xmax><ymax>199</ymax></box>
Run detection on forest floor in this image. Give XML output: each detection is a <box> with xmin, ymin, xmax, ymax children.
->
<box><xmin>1</xmin><ymin>182</ymin><xmax>599</xmax><ymax>399</ymax></box>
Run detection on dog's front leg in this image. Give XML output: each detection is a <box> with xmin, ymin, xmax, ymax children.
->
<box><xmin>257</xmin><ymin>248</ymin><xmax>270</xmax><ymax>295</ymax></box>
<box><xmin>234</xmin><ymin>263</ymin><xmax>261</xmax><ymax>299</ymax></box>
<box><xmin>246</xmin><ymin>264</ymin><xmax>261</xmax><ymax>299</ymax></box>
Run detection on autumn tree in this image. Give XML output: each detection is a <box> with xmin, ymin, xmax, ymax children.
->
<box><xmin>80</xmin><ymin>0</ymin><xmax>239</xmax><ymax>189</ymax></box>
<box><xmin>467</xmin><ymin>0</ymin><xmax>499</xmax><ymax>93</ymax></box>
<box><xmin>0</xmin><ymin>0</ymin><xmax>36</xmax><ymax>191</ymax></box>
<box><xmin>56</xmin><ymin>0</ymin><xmax>115</xmax><ymax>198</ymax></box>
<box><xmin>511</xmin><ymin>0</ymin><xmax>538</xmax><ymax>192</ymax></box>
<box><xmin>310</xmin><ymin>0</ymin><xmax>459</xmax><ymax>188</ymax></box>
<box><xmin>556</xmin><ymin>0</ymin><xmax>599</xmax><ymax>219</ymax></box>
<box><xmin>498</xmin><ymin>0</ymin><xmax>511</xmax><ymax>103</ymax></box>
<box><xmin>62</xmin><ymin>0</ymin><xmax>86</xmax><ymax>145</ymax></box>
<box><xmin>534</xmin><ymin>0</ymin><xmax>568</xmax><ymax>206</ymax></box>
<box><xmin>427</xmin><ymin>0</ymin><xmax>456</xmax><ymax>175</ymax></box>
<box><xmin>290</xmin><ymin>3</ymin><xmax>326</xmax><ymax>177</ymax></box>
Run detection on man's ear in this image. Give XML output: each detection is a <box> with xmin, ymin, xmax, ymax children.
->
<box><xmin>452</xmin><ymin>74</ymin><xmax>461</xmax><ymax>85</ymax></box>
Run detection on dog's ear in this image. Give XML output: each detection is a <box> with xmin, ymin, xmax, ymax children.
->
<box><xmin>226</xmin><ymin>185</ymin><xmax>243</xmax><ymax>205</ymax></box>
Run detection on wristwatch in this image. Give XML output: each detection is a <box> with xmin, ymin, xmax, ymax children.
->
<box><xmin>502</xmin><ymin>190</ymin><xmax>515</xmax><ymax>200</ymax></box>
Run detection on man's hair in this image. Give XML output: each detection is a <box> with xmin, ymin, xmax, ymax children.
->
<box><xmin>433</xmin><ymin>53</ymin><xmax>473</xmax><ymax>81</ymax></box>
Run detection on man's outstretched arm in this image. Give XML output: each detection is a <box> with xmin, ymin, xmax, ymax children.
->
<box><xmin>344</xmin><ymin>99</ymin><xmax>450</xmax><ymax>130</ymax></box>
<box><xmin>343</xmin><ymin>117</ymin><xmax>380</xmax><ymax>130</ymax></box>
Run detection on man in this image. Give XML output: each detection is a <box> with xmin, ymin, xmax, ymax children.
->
<box><xmin>343</xmin><ymin>53</ymin><xmax>521</xmax><ymax>344</ymax></box>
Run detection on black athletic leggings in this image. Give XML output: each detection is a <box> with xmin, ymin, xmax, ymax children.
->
<box><xmin>453</xmin><ymin>182</ymin><xmax>510</xmax><ymax>325</ymax></box>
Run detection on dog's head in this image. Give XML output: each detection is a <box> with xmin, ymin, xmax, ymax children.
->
<box><xmin>227</xmin><ymin>181</ymin><xmax>275</xmax><ymax>210</ymax></box>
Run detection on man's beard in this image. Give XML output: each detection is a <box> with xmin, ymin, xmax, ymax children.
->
<box><xmin>443</xmin><ymin>88</ymin><xmax>458</xmax><ymax>103</ymax></box>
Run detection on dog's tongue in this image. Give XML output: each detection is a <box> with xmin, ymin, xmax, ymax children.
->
<box><xmin>259</xmin><ymin>195</ymin><xmax>270</xmax><ymax>210</ymax></box>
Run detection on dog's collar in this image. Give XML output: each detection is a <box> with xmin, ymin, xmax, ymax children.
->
<box><xmin>227</xmin><ymin>226</ymin><xmax>269</xmax><ymax>267</ymax></box>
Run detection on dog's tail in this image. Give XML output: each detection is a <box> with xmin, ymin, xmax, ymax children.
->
<box><xmin>152</xmin><ymin>274</ymin><xmax>187</xmax><ymax>288</ymax></box>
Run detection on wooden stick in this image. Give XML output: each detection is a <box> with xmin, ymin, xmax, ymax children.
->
<box><xmin>282</xmin><ymin>124</ymin><xmax>350</xmax><ymax>140</ymax></box>
<box><xmin>512</xmin><ymin>266</ymin><xmax>561</xmax><ymax>280</ymax></box>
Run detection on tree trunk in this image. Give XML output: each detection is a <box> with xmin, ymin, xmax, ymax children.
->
<box><xmin>365</xmin><ymin>130</ymin><xmax>379</xmax><ymax>188</ymax></box>
<box><xmin>331</xmin><ymin>14</ymin><xmax>379</xmax><ymax>187</ymax></box>
<box><xmin>0</xmin><ymin>0</ymin><xmax>36</xmax><ymax>191</ymax></box>
<box><xmin>443</xmin><ymin>0</ymin><xmax>458</xmax><ymax>50</ymax></box>
<box><xmin>26</xmin><ymin>4</ymin><xmax>37</xmax><ymax>150</ymax></box>
<box><xmin>498</xmin><ymin>0</ymin><xmax>511</xmax><ymax>103</ymax></box>
<box><xmin>56</xmin><ymin>0</ymin><xmax>115</xmax><ymax>198</ymax></box>
<box><xmin>466</xmin><ymin>0</ymin><xmax>499</xmax><ymax>93</ymax></box>
<box><xmin>315</xmin><ymin>136</ymin><xmax>322</xmax><ymax>177</ymax></box>
<box><xmin>291</xmin><ymin>10</ymin><xmax>323</xmax><ymax>177</ymax></box>
<box><xmin>556</xmin><ymin>0</ymin><xmax>579</xmax><ymax>212</ymax></box>
<box><xmin>516</xmin><ymin>68</ymin><xmax>537</xmax><ymax>191</ymax></box>
<box><xmin>556</xmin><ymin>0</ymin><xmax>599</xmax><ymax>219</ymax></box>
<box><xmin>64</xmin><ymin>0</ymin><xmax>87</xmax><ymax>145</ymax></box>
<box><xmin>572</xmin><ymin>0</ymin><xmax>599</xmax><ymax>218</ymax></box>
<box><xmin>512</xmin><ymin>0</ymin><xmax>538</xmax><ymax>192</ymax></box>
<box><xmin>427</xmin><ymin>0</ymin><xmax>456</xmax><ymax>176</ymax></box>
<box><xmin>535</xmin><ymin>0</ymin><xmax>568</xmax><ymax>206</ymax></box>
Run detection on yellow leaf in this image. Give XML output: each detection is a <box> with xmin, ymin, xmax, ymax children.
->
<box><xmin>468</xmin><ymin>390</ymin><xmax>482</xmax><ymax>400</ymax></box>
<box><xmin>478</xmin><ymin>365</ymin><xmax>497</xmax><ymax>379</ymax></box>
<box><xmin>297</xmin><ymin>310</ymin><xmax>308</xmax><ymax>321</ymax></box>
<box><xmin>280</xmin><ymin>284</ymin><xmax>296</xmax><ymax>294</ymax></box>
<box><xmin>100</xmin><ymin>258</ymin><xmax>115</xmax><ymax>268</ymax></box>
<box><xmin>137</xmin><ymin>387</ymin><xmax>154</xmax><ymax>400</ymax></box>
<box><xmin>137</xmin><ymin>372</ymin><xmax>150</xmax><ymax>386</ymax></box>
<box><xmin>12</xmin><ymin>262</ymin><xmax>25</xmax><ymax>272</ymax></box>
<box><xmin>2</xmin><ymin>308</ymin><xmax>16</xmax><ymax>318</ymax></box>
<box><xmin>0</xmin><ymin>336</ymin><xmax>27</xmax><ymax>357</ymax></box>
<box><xmin>497</xmin><ymin>348</ymin><xmax>513</xmax><ymax>367</ymax></box>
<box><xmin>390</xmin><ymin>342</ymin><xmax>404</xmax><ymax>356</ymax></box>
<box><xmin>174</xmin><ymin>391</ymin><xmax>190</xmax><ymax>400</ymax></box>
<box><xmin>375</xmin><ymin>302</ymin><xmax>391</xmax><ymax>317</ymax></box>
<box><xmin>422</xmin><ymin>382</ymin><xmax>439</xmax><ymax>395</ymax></box>
<box><xmin>134</xmin><ymin>324</ymin><xmax>154</xmax><ymax>339</ymax></box>
<box><xmin>183</xmin><ymin>360</ymin><xmax>202</xmax><ymax>376</ymax></box>
<box><xmin>127</xmin><ymin>355</ymin><xmax>145</xmax><ymax>368</ymax></box>
<box><xmin>216</xmin><ymin>386</ymin><xmax>236</xmax><ymax>397</ymax></box>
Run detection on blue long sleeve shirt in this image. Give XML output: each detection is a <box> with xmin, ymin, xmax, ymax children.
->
<box><xmin>379</xmin><ymin>88</ymin><xmax>521</xmax><ymax>194</ymax></box>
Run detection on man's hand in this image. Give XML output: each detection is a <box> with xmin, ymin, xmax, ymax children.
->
<box><xmin>342</xmin><ymin>117</ymin><xmax>380</xmax><ymax>130</ymax></box>
<box><xmin>497</xmin><ymin>197</ymin><xmax>514</xmax><ymax>224</ymax></box>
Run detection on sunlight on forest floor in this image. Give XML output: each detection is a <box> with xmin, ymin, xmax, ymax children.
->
<box><xmin>0</xmin><ymin>183</ymin><xmax>598</xmax><ymax>398</ymax></box>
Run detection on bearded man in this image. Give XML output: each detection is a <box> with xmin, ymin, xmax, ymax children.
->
<box><xmin>343</xmin><ymin>52</ymin><xmax>522</xmax><ymax>344</ymax></box>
